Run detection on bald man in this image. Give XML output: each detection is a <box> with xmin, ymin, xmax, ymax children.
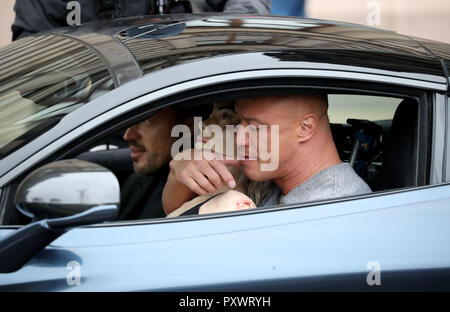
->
<box><xmin>163</xmin><ymin>94</ymin><xmax>371</xmax><ymax>214</ymax></box>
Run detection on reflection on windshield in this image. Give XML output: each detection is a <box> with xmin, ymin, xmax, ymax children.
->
<box><xmin>0</xmin><ymin>35</ymin><xmax>113</xmax><ymax>159</ymax></box>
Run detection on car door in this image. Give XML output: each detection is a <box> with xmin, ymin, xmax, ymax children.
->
<box><xmin>1</xmin><ymin>185</ymin><xmax>450</xmax><ymax>291</ymax></box>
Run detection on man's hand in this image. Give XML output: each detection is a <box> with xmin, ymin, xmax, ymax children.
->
<box><xmin>170</xmin><ymin>149</ymin><xmax>240</xmax><ymax>196</ymax></box>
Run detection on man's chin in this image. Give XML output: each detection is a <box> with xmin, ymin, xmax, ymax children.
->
<box><xmin>133</xmin><ymin>161</ymin><xmax>149</xmax><ymax>176</ymax></box>
<box><xmin>244</xmin><ymin>163</ymin><xmax>265</xmax><ymax>181</ymax></box>
<box><xmin>133</xmin><ymin>159</ymin><xmax>161</xmax><ymax>176</ymax></box>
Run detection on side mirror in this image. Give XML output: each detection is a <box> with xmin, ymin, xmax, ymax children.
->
<box><xmin>15</xmin><ymin>159</ymin><xmax>120</xmax><ymax>219</ymax></box>
<box><xmin>0</xmin><ymin>160</ymin><xmax>119</xmax><ymax>273</ymax></box>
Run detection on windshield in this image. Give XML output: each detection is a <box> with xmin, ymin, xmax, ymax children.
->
<box><xmin>0</xmin><ymin>34</ymin><xmax>113</xmax><ymax>159</ymax></box>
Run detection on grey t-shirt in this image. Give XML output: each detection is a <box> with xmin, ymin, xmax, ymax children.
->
<box><xmin>259</xmin><ymin>162</ymin><xmax>372</xmax><ymax>207</ymax></box>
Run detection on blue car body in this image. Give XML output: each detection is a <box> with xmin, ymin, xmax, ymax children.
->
<box><xmin>1</xmin><ymin>184</ymin><xmax>450</xmax><ymax>291</ymax></box>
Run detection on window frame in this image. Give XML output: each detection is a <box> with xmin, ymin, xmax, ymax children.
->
<box><xmin>445</xmin><ymin>92</ymin><xmax>450</xmax><ymax>182</ymax></box>
<box><xmin>0</xmin><ymin>74</ymin><xmax>437</xmax><ymax>227</ymax></box>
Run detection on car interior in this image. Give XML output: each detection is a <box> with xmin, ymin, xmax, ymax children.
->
<box><xmin>75</xmin><ymin>92</ymin><xmax>419</xmax><ymax>204</ymax></box>
<box><xmin>1</xmin><ymin>88</ymin><xmax>421</xmax><ymax>225</ymax></box>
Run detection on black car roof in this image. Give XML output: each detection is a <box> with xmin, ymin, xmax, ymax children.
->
<box><xmin>47</xmin><ymin>14</ymin><xmax>449</xmax><ymax>87</ymax></box>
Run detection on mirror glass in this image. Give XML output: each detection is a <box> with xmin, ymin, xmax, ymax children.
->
<box><xmin>15</xmin><ymin>159</ymin><xmax>120</xmax><ymax>219</ymax></box>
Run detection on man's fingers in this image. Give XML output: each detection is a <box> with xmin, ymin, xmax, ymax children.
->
<box><xmin>199</xmin><ymin>163</ymin><xmax>225</xmax><ymax>189</ymax></box>
<box><xmin>172</xmin><ymin>149</ymin><xmax>239</xmax><ymax>192</ymax></box>
<box><xmin>210</xmin><ymin>159</ymin><xmax>236</xmax><ymax>189</ymax></box>
<box><xmin>191</xmin><ymin>170</ymin><xmax>217</xmax><ymax>193</ymax></box>
<box><xmin>222</xmin><ymin>159</ymin><xmax>242</xmax><ymax>167</ymax></box>
<box><xmin>184</xmin><ymin>177</ymin><xmax>207</xmax><ymax>196</ymax></box>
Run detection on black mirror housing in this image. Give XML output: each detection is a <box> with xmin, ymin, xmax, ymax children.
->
<box><xmin>15</xmin><ymin>159</ymin><xmax>120</xmax><ymax>219</ymax></box>
<box><xmin>0</xmin><ymin>160</ymin><xmax>120</xmax><ymax>273</ymax></box>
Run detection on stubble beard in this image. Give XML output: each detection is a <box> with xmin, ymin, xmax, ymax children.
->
<box><xmin>133</xmin><ymin>152</ymin><xmax>165</xmax><ymax>176</ymax></box>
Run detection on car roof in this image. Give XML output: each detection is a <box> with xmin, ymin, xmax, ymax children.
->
<box><xmin>44</xmin><ymin>14</ymin><xmax>449</xmax><ymax>87</ymax></box>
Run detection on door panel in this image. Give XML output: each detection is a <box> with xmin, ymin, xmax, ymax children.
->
<box><xmin>1</xmin><ymin>184</ymin><xmax>450</xmax><ymax>291</ymax></box>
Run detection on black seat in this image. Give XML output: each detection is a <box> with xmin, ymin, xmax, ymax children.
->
<box><xmin>76</xmin><ymin>148</ymin><xmax>134</xmax><ymax>186</ymax></box>
<box><xmin>370</xmin><ymin>98</ymin><xmax>418</xmax><ymax>191</ymax></box>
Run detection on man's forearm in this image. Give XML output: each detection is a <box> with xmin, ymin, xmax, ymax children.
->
<box><xmin>162</xmin><ymin>171</ymin><xmax>197</xmax><ymax>215</ymax></box>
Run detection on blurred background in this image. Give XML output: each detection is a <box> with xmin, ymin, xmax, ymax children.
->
<box><xmin>0</xmin><ymin>0</ymin><xmax>449</xmax><ymax>47</ymax></box>
<box><xmin>306</xmin><ymin>0</ymin><xmax>450</xmax><ymax>43</ymax></box>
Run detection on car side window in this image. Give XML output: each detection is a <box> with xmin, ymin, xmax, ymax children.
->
<box><xmin>1</xmin><ymin>88</ymin><xmax>424</xmax><ymax>225</ymax></box>
<box><xmin>327</xmin><ymin>94</ymin><xmax>406</xmax><ymax>191</ymax></box>
<box><xmin>162</xmin><ymin>92</ymin><xmax>421</xmax><ymax>218</ymax></box>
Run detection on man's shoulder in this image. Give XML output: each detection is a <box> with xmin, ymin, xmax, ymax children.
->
<box><xmin>281</xmin><ymin>162</ymin><xmax>371</xmax><ymax>205</ymax></box>
<box><xmin>329</xmin><ymin>162</ymin><xmax>372</xmax><ymax>193</ymax></box>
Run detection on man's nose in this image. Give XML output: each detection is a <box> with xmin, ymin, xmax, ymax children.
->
<box><xmin>123</xmin><ymin>124</ymin><xmax>141</xmax><ymax>141</ymax></box>
<box><xmin>235</xmin><ymin>124</ymin><xmax>249</xmax><ymax>148</ymax></box>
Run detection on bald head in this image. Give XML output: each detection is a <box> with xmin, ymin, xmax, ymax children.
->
<box><xmin>235</xmin><ymin>93</ymin><xmax>328</xmax><ymax>125</ymax></box>
<box><xmin>263</xmin><ymin>93</ymin><xmax>328</xmax><ymax>113</ymax></box>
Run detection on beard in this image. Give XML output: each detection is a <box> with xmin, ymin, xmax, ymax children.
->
<box><xmin>134</xmin><ymin>161</ymin><xmax>158</xmax><ymax>176</ymax></box>
<box><xmin>133</xmin><ymin>152</ymin><xmax>168</xmax><ymax>176</ymax></box>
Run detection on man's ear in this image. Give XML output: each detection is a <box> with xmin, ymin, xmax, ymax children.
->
<box><xmin>298</xmin><ymin>114</ymin><xmax>319</xmax><ymax>143</ymax></box>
